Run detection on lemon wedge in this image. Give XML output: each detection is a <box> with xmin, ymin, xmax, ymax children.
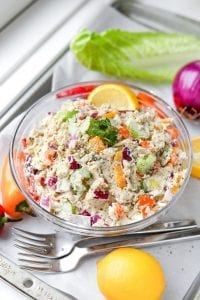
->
<box><xmin>88</xmin><ymin>83</ymin><xmax>139</xmax><ymax>110</ymax></box>
<box><xmin>191</xmin><ymin>137</ymin><xmax>200</xmax><ymax>178</ymax></box>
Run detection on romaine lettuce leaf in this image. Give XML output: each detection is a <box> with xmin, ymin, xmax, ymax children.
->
<box><xmin>70</xmin><ymin>29</ymin><xmax>200</xmax><ymax>83</ymax></box>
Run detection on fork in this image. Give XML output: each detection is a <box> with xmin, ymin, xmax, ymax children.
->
<box><xmin>17</xmin><ymin>227</ymin><xmax>200</xmax><ymax>273</ymax></box>
<box><xmin>12</xmin><ymin>219</ymin><xmax>197</xmax><ymax>259</ymax></box>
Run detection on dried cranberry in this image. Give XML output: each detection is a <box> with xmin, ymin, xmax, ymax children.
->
<box><xmin>47</xmin><ymin>176</ymin><xmax>57</xmax><ymax>187</ymax></box>
<box><xmin>68</xmin><ymin>156</ymin><xmax>81</xmax><ymax>169</ymax></box>
<box><xmin>81</xmin><ymin>210</ymin><xmax>91</xmax><ymax>216</ymax></box>
<box><xmin>94</xmin><ymin>190</ymin><xmax>109</xmax><ymax>200</ymax></box>
<box><xmin>91</xmin><ymin>214</ymin><xmax>101</xmax><ymax>225</ymax></box>
<box><xmin>122</xmin><ymin>147</ymin><xmax>132</xmax><ymax>161</ymax></box>
<box><xmin>21</xmin><ymin>138</ymin><xmax>27</xmax><ymax>147</ymax></box>
<box><xmin>40</xmin><ymin>177</ymin><xmax>46</xmax><ymax>187</ymax></box>
<box><xmin>91</xmin><ymin>112</ymin><xmax>98</xmax><ymax>119</ymax></box>
<box><xmin>33</xmin><ymin>194</ymin><xmax>40</xmax><ymax>202</ymax></box>
<box><xmin>171</xmin><ymin>140</ymin><xmax>178</xmax><ymax>147</ymax></box>
<box><xmin>33</xmin><ymin>169</ymin><xmax>39</xmax><ymax>175</ymax></box>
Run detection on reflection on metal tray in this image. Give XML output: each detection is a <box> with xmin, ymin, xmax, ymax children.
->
<box><xmin>113</xmin><ymin>0</ymin><xmax>200</xmax><ymax>36</ymax></box>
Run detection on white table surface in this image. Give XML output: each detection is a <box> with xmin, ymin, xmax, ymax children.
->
<box><xmin>1</xmin><ymin>1</ymin><xmax>200</xmax><ymax>299</ymax></box>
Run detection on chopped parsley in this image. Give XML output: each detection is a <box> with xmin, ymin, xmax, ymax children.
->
<box><xmin>87</xmin><ymin>118</ymin><xmax>118</xmax><ymax>146</ymax></box>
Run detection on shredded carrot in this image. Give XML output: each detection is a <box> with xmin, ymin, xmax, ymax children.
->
<box><xmin>114</xmin><ymin>150</ymin><xmax>123</xmax><ymax>161</ymax></box>
<box><xmin>170</xmin><ymin>184</ymin><xmax>179</xmax><ymax>194</ymax></box>
<box><xmin>170</xmin><ymin>152</ymin><xmax>178</xmax><ymax>166</ymax></box>
<box><xmin>137</xmin><ymin>92</ymin><xmax>166</xmax><ymax>118</ymax></box>
<box><xmin>138</xmin><ymin>195</ymin><xmax>155</xmax><ymax>218</ymax></box>
<box><xmin>139</xmin><ymin>140</ymin><xmax>150</xmax><ymax>148</ymax></box>
<box><xmin>138</xmin><ymin>194</ymin><xmax>155</xmax><ymax>208</ymax></box>
<box><xmin>113</xmin><ymin>163</ymin><xmax>127</xmax><ymax>188</ymax></box>
<box><xmin>119</xmin><ymin>125</ymin><xmax>130</xmax><ymax>138</ymax></box>
<box><xmin>115</xmin><ymin>203</ymin><xmax>124</xmax><ymax>218</ymax></box>
<box><xmin>17</xmin><ymin>151</ymin><xmax>26</xmax><ymax>161</ymax></box>
<box><xmin>141</xmin><ymin>207</ymin><xmax>148</xmax><ymax>218</ymax></box>
<box><xmin>88</xmin><ymin>136</ymin><xmax>106</xmax><ymax>153</ymax></box>
<box><xmin>166</xmin><ymin>125</ymin><xmax>179</xmax><ymax>139</ymax></box>
<box><xmin>45</xmin><ymin>149</ymin><xmax>57</xmax><ymax>163</ymax></box>
<box><xmin>137</xmin><ymin>92</ymin><xmax>155</xmax><ymax>106</ymax></box>
<box><xmin>102</xmin><ymin>111</ymin><xmax>117</xmax><ymax>119</ymax></box>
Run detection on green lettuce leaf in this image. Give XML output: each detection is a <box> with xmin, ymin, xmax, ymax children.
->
<box><xmin>70</xmin><ymin>29</ymin><xmax>200</xmax><ymax>83</ymax></box>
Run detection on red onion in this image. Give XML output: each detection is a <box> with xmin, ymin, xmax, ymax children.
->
<box><xmin>68</xmin><ymin>156</ymin><xmax>81</xmax><ymax>169</ymax></box>
<box><xmin>47</xmin><ymin>176</ymin><xmax>57</xmax><ymax>187</ymax></box>
<box><xmin>90</xmin><ymin>112</ymin><xmax>98</xmax><ymax>118</ymax></box>
<box><xmin>91</xmin><ymin>214</ymin><xmax>101</xmax><ymax>225</ymax></box>
<box><xmin>122</xmin><ymin>147</ymin><xmax>132</xmax><ymax>161</ymax></box>
<box><xmin>41</xmin><ymin>196</ymin><xmax>50</xmax><ymax>209</ymax></box>
<box><xmin>173</xmin><ymin>61</ymin><xmax>200</xmax><ymax>120</ymax></box>
<box><xmin>81</xmin><ymin>210</ymin><xmax>91</xmax><ymax>216</ymax></box>
<box><xmin>94</xmin><ymin>190</ymin><xmax>109</xmax><ymax>200</ymax></box>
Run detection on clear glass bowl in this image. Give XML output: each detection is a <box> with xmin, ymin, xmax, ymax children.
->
<box><xmin>9</xmin><ymin>81</ymin><xmax>192</xmax><ymax>236</ymax></box>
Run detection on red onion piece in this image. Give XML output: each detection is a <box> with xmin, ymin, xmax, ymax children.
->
<box><xmin>122</xmin><ymin>147</ymin><xmax>132</xmax><ymax>161</ymax></box>
<box><xmin>81</xmin><ymin>210</ymin><xmax>91</xmax><ymax>216</ymax></box>
<box><xmin>91</xmin><ymin>214</ymin><xmax>101</xmax><ymax>225</ymax></box>
<box><xmin>90</xmin><ymin>112</ymin><xmax>98</xmax><ymax>119</ymax></box>
<box><xmin>68</xmin><ymin>156</ymin><xmax>81</xmax><ymax>169</ymax></box>
<box><xmin>173</xmin><ymin>60</ymin><xmax>200</xmax><ymax>120</ymax></box>
<box><xmin>94</xmin><ymin>190</ymin><xmax>109</xmax><ymax>200</ymax></box>
<box><xmin>47</xmin><ymin>176</ymin><xmax>57</xmax><ymax>187</ymax></box>
<box><xmin>41</xmin><ymin>196</ymin><xmax>50</xmax><ymax>209</ymax></box>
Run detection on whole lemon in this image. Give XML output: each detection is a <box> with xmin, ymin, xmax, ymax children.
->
<box><xmin>97</xmin><ymin>247</ymin><xmax>165</xmax><ymax>300</ymax></box>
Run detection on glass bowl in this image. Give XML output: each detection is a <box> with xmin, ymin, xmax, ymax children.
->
<box><xmin>9</xmin><ymin>81</ymin><xmax>192</xmax><ymax>236</ymax></box>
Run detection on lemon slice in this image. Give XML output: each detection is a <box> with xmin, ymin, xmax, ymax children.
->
<box><xmin>88</xmin><ymin>84</ymin><xmax>139</xmax><ymax>110</ymax></box>
<box><xmin>191</xmin><ymin>137</ymin><xmax>200</xmax><ymax>178</ymax></box>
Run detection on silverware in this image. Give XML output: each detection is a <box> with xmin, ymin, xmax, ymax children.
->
<box><xmin>183</xmin><ymin>271</ymin><xmax>200</xmax><ymax>300</ymax></box>
<box><xmin>13</xmin><ymin>219</ymin><xmax>197</xmax><ymax>259</ymax></box>
<box><xmin>0</xmin><ymin>253</ymin><xmax>76</xmax><ymax>299</ymax></box>
<box><xmin>17</xmin><ymin>227</ymin><xmax>200</xmax><ymax>273</ymax></box>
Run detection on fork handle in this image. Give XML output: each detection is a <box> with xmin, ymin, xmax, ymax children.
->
<box><xmin>85</xmin><ymin>228</ymin><xmax>200</xmax><ymax>254</ymax></box>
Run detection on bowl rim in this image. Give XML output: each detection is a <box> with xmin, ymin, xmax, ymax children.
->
<box><xmin>9</xmin><ymin>80</ymin><xmax>192</xmax><ymax>236</ymax></box>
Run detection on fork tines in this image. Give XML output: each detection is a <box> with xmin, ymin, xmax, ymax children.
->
<box><xmin>13</xmin><ymin>227</ymin><xmax>55</xmax><ymax>255</ymax></box>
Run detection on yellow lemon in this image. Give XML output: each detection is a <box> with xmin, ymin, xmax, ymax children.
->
<box><xmin>88</xmin><ymin>84</ymin><xmax>139</xmax><ymax>110</ymax></box>
<box><xmin>97</xmin><ymin>247</ymin><xmax>165</xmax><ymax>300</ymax></box>
<box><xmin>191</xmin><ymin>137</ymin><xmax>200</xmax><ymax>178</ymax></box>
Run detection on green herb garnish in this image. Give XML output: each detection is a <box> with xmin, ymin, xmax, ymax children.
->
<box><xmin>87</xmin><ymin>118</ymin><xmax>118</xmax><ymax>146</ymax></box>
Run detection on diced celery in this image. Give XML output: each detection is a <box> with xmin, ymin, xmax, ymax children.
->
<box><xmin>78</xmin><ymin>167</ymin><xmax>92</xmax><ymax>179</ymax></box>
<box><xmin>137</xmin><ymin>154</ymin><xmax>156</xmax><ymax>174</ymax></box>
<box><xmin>127</xmin><ymin>120</ymin><xmax>149</xmax><ymax>139</ymax></box>
<box><xmin>141</xmin><ymin>179</ymin><xmax>148</xmax><ymax>192</ymax></box>
<box><xmin>72</xmin><ymin>205</ymin><xmax>76</xmax><ymax>214</ymax></box>
<box><xmin>142</xmin><ymin>177</ymin><xmax>160</xmax><ymax>192</ymax></box>
<box><xmin>56</xmin><ymin>109</ymin><xmax>77</xmax><ymax>122</ymax></box>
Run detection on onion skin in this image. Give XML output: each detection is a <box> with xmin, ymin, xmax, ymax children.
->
<box><xmin>173</xmin><ymin>60</ymin><xmax>200</xmax><ymax>120</ymax></box>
